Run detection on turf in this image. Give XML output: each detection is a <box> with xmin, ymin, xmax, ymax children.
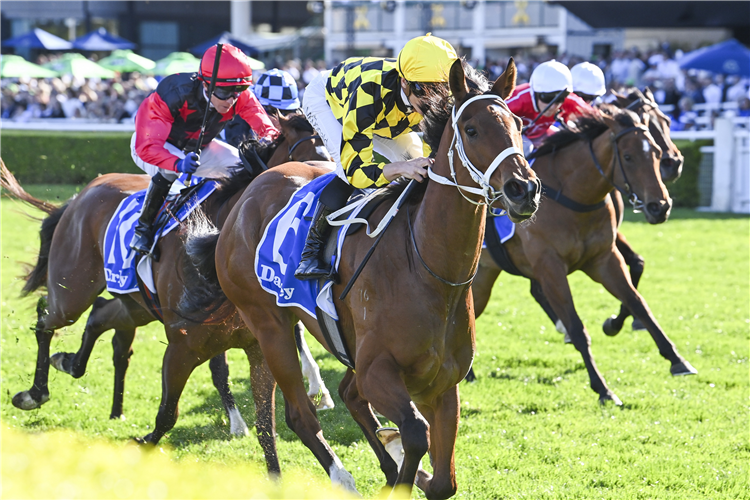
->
<box><xmin>1</xmin><ymin>186</ymin><xmax>748</xmax><ymax>499</ymax></box>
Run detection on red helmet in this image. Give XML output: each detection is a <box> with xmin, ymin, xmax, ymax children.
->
<box><xmin>198</xmin><ymin>44</ymin><xmax>254</xmax><ymax>86</ymax></box>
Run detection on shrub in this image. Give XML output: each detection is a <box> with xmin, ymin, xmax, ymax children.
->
<box><xmin>0</xmin><ymin>130</ymin><xmax>141</xmax><ymax>184</ymax></box>
<box><xmin>669</xmin><ymin>139</ymin><xmax>710</xmax><ymax>208</ymax></box>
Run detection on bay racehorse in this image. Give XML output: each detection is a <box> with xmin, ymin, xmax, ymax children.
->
<box><xmin>3</xmin><ymin>113</ymin><xmax>330</xmax><ymax>473</ymax></box>
<box><xmin>469</xmin><ymin>105</ymin><xmax>696</xmax><ymax>405</ymax></box>
<box><xmin>178</xmin><ymin>59</ymin><xmax>540</xmax><ymax>497</ymax></box>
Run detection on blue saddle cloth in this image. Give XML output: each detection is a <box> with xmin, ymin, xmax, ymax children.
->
<box><xmin>103</xmin><ymin>175</ymin><xmax>219</xmax><ymax>294</ymax></box>
<box><xmin>255</xmin><ymin>172</ymin><xmax>338</xmax><ymax>319</ymax></box>
<box><xmin>492</xmin><ymin>212</ymin><xmax>515</xmax><ymax>244</ymax></box>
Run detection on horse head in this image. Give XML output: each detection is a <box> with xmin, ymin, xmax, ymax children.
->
<box><xmin>614</xmin><ymin>87</ymin><xmax>684</xmax><ymax>183</ymax></box>
<box><xmin>599</xmin><ymin>105</ymin><xmax>671</xmax><ymax>224</ymax></box>
<box><xmin>444</xmin><ymin>58</ymin><xmax>541</xmax><ymax>221</ymax></box>
<box><xmin>276</xmin><ymin>112</ymin><xmax>332</xmax><ymax>163</ymax></box>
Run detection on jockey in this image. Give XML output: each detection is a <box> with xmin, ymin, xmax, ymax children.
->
<box><xmin>571</xmin><ymin>61</ymin><xmax>606</xmax><ymax>105</ymax></box>
<box><xmin>129</xmin><ymin>43</ymin><xmax>278</xmax><ymax>253</ymax></box>
<box><xmin>253</xmin><ymin>68</ymin><xmax>301</xmax><ymax>116</ymax></box>
<box><xmin>295</xmin><ymin>33</ymin><xmax>458</xmax><ymax>281</ymax></box>
<box><xmin>506</xmin><ymin>60</ymin><xmax>591</xmax><ymax>154</ymax></box>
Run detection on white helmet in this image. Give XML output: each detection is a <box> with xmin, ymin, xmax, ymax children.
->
<box><xmin>571</xmin><ymin>62</ymin><xmax>606</xmax><ymax>96</ymax></box>
<box><xmin>529</xmin><ymin>60</ymin><xmax>573</xmax><ymax>93</ymax></box>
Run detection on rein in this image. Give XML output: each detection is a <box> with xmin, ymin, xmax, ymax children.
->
<box><xmin>588</xmin><ymin>125</ymin><xmax>649</xmax><ymax>212</ymax></box>
<box><xmin>287</xmin><ymin>134</ymin><xmax>321</xmax><ymax>160</ymax></box>
<box><xmin>427</xmin><ymin>94</ymin><xmax>525</xmax><ymax>207</ymax></box>
<box><xmin>406</xmin><ymin>202</ymin><xmax>477</xmax><ymax>287</ymax></box>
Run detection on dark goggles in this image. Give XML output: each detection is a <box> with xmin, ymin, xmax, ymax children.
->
<box><xmin>537</xmin><ymin>90</ymin><xmax>569</xmax><ymax>104</ymax></box>
<box><xmin>574</xmin><ymin>91</ymin><xmax>597</xmax><ymax>104</ymax></box>
<box><xmin>213</xmin><ymin>85</ymin><xmax>250</xmax><ymax>101</ymax></box>
<box><xmin>407</xmin><ymin>80</ymin><xmax>426</xmax><ymax>98</ymax></box>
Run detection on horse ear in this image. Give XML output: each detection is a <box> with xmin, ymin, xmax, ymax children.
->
<box><xmin>491</xmin><ymin>57</ymin><xmax>517</xmax><ymax>100</ymax></box>
<box><xmin>643</xmin><ymin>87</ymin><xmax>655</xmax><ymax>102</ymax></box>
<box><xmin>598</xmin><ymin>104</ymin><xmax>619</xmax><ymax>129</ymax></box>
<box><xmin>449</xmin><ymin>59</ymin><xmax>468</xmax><ymax>103</ymax></box>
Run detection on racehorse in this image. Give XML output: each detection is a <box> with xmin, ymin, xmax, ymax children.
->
<box><xmin>469</xmin><ymin>105</ymin><xmax>696</xmax><ymax>405</ymax></box>
<box><xmin>3</xmin><ymin>113</ymin><xmax>330</xmax><ymax>473</ymax></box>
<box><xmin>178</xmin><ymin>59</ymin><xmax>540</xmax><ymax>497</ymax></box>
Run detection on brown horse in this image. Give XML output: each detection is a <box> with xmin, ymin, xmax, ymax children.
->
<box><xmin>470</xmin><ymin>105</ymin><xmax>696</xmax><ymax>405</ymax></box>
<box><xmin>3</xmin><ymin>113</ymin><xmax>330</xmax><ymax>473</ymax></box>
<box><xmin>519</xmin><ymin>88</ymin><xmax>685</xmax><ymax>340</ymax></box>
<box><xmin>179</xmin><ymin>59</ymin><xmax>540</xmax><ymax>497</ymax></box>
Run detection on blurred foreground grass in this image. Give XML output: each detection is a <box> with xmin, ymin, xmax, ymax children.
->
<box><xmin>1</xmin><ymin>426</ymin><xmax>356</xmax><ymax>500</ymax></box>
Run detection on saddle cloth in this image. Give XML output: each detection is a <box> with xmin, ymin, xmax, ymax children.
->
<box><xmin>103</xmin><ymin>174</ymin><xmax>219</xmax><ymax>294</ymax></box>
<box><xmin>486</xmin><ymin>211</ymin><xmax>515</xmax><ymax>246</ymax></box>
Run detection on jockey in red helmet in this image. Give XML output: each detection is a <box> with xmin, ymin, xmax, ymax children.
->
<box><xmin>129</xmin><ymin>43</ymin><xmax>279</xmax><ymax>253</ymax></box>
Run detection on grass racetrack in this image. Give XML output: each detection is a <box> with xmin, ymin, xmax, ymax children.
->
<box><xmin>2</xmin><ymin>185</ymin><xmax>748</xmax><ymax>499</ymax></box>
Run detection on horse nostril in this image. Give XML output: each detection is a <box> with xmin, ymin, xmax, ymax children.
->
<box><xmin>661</xmin><ymin>158</ymin><xmax>674</xmax><ymax>168</ymax></box>
<box><xmin>503</xmin><ymin>179</ymin><xmax>527</xmax><ymax>201</ymax></box>
<box><xmin>647</xmin><ymin>201</ymin><xmax>664</xmax><ymax>216</ymax></box>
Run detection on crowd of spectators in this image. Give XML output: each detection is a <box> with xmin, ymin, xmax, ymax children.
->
<box><xmin>3</xmin><ymin>45</ymin><xmax>749</xmax><ymax>131</ymax></box>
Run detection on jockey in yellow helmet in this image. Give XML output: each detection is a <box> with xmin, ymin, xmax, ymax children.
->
<box><xmin>296</xmin><ymin>34</ymin><xmax>458</xmax><ymax>281</ymax></box>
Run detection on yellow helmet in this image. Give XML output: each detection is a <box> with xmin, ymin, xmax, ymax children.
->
<box><xmin>397</xmin><ymin>33</ymin><xmax>458</xmax><ymax>83</ymax></box>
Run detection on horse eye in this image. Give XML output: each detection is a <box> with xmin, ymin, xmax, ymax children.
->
<box><xmin>624</xmin><ymin>154</ymin><xmax>632</xmax><ymax>162</ymax></box>
<box><xmin>465</xmin><ymin>126</ymin><xmax>478</xmax><ymax>137</ymax></box>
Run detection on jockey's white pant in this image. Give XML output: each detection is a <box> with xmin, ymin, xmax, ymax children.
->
<box><xmin>130</xmin><ymin>132</ymin><xmax>241</xmax><ymax>182</ymax></box>
<box><xmin>303</xmin><ymin>71</ymin><xmax>424</xmax><ymax>183</ymax></box>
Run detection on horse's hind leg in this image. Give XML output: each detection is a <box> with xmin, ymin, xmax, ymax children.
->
<box><xmin>12</xmin><ymin>297</ymin><xmax>54</xmax><ymax>410</ymax></box>
<box><xmin>603</xmin><ymin>233</ymin><xmax>647</xmax><ymax>335</ymax></box>
<box><xmin>295</xmin><ymin>322</ymin><xmax>334</xmax><ymax>410</ymax></box>
<box><xmin>588</xmin><ymin>253</ymin><xmax>696</xmax><ymax>377</ymax></box>
<box><xmin>338</xmin><ymin>368</ymin><xmax>399</xmax><ymax>486</ymax></box>
<box><xmin>530</xmin><ymin>278</ymin><xmax>568</xmax><ymax>338</ymax></box>
<box><xmin>534</xmin><ymin>257</ymin><xmax>622</xmax><ymax>405</ymax></box>
<box><xmin>245</xmin><ymin>341</ymin><xmax>280</xmax><ymax>475</ymax></box>
<box><xmin>110</xmin><ymin>328</ymin><xmax>136</xmax><ymax>419</ymax></box>
<box><xmin>51</xmin><ymin>296</ymin><xmax>130</xmax><ymax>379</ymax></box>
<box><xmin>208</xmin><ymin>352</ymin><xmax>250</xmax><ymax>436</ymax></box>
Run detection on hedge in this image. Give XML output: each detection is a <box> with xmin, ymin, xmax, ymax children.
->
<box><xmin>0</xmin><ymin>131</ymin><xmax>708</xmax><ymax>206</ymax></box>
<box><xmin>670</xmin><ymin>139</ymin><xmax>710</xmax><ymax>208</ymax></box>
<box><xmin>0</xmin><ymin>130</ymin><xmax>141</xmax><ymax>184</ymax></box>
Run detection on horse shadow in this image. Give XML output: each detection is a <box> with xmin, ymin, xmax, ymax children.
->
<box><xmin>166</xmin><ymin>361</ymin><xmax>368</xmax><ymax>448</ymax></box>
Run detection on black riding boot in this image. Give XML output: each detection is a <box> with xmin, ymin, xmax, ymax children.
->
<box><xmin>294</xmin><ymin>202</ymin><xmax>336</xmax><ymax>280</ymax></box>
<box><xmin>130</xmin><ymin>174</ymin><xmax>173</xmax><ymax>254</ymax></box>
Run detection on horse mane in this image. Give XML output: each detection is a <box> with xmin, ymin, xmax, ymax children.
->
<box><xmin>528</xmin><ymin>105</ymin><xmax>638</xmax><ymax>160</ymax></box>
<box><xmin>396</xmin><ymin>59</ymin><xmax>492</xmax><ymax>203</ymax></box>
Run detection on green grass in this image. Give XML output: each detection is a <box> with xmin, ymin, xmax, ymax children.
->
<box><xmin>1</xmin><ymin>187</ymin><xmax>748</xmax><ymax>499</ymax></box>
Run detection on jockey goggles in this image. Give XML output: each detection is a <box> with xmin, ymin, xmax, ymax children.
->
<box><xmin>536</xmin><ymin>90</ymin><xmax>569</xmax><ymax>104</ymax></box>
<box><xmin>408</xmin><ymin>81</ymin><xmax>426</xmax><ymax>98</ymax></box>
<box><xmin>213</xmin><ymin>85</ymin><xmax>250</xmax><ymax>101</ymax></box>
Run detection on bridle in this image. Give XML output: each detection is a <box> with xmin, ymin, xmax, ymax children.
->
<box><xmin>588</xmin><ymin>124</ymin><xmax>651</xmax><ymax>213</ymax></box>
<box><xmin>427</xmin><ymin>94</ymin><xmax>525</xmax><ymax>208</ymax></box>
<box><xmin>414</xmin><ymin>93</ymin><xmax>525</xmax><ymax>287</ymax></box>
<box><xmin>287</xmin><ymin>134</ymin><xmax>321</xmax><ymax>161</ymax></box>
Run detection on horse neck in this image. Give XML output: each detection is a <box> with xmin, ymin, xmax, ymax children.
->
<box><xmin>267</xmin><ymin>137</ymin><xmax>289</xmax><ymax>168</ymax></box>
<box><xmin>543</xmin><ymin>130</ymin><xmax>616</xmax><ymax>206</ymax></box>
<box><xmin>412</xmin><ymin>128</ymin><xmax>485</xmax><ymax>287</ymax></box>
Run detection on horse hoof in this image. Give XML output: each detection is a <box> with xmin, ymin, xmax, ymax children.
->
<box><xmin>110</xmin><ymin>413</ymin><xmax>126</xmax><ymax>420</ymax></box>
<box><xmin>563</xmin><ymin>331</ymin><xmax>572</xmax><ymax>344</ymax></box>
<box><xmin>376</xmin><ymin>427</ymin><xmax>404</xmax><ymax>470</ymax></box>
<box><xmin>464</xmin><ymin>368</ymin><xmax>477</xmax><ymax>382</ymax></box>
<box><xmin>603</xmin><ymin>316</ymin><xmax>623</xmax><ymax>336</ymax></box>
<box><xmin>671</xmin><ymin>360</ymin><xmax>698</xmax><ymax>376</ymax></box>
<box><xmin>227</xmin><ymin>408</ymin><xmax>250</xmax><ymax>437</ymax></box>
<box><xmin>12</xmin><ymin>391</ymin><xmax>49</xmax><ymax>410</ymax></box>
<box><xmin>555</xmin><ymin>320</ymin><xmax>567</xmax><ymax>335</ymax></box>
<box><xmin>132</xmin><ymin>434</ymin><xmax>157</xmax><ymax>446</ymax></box>
<box><xmin>50</xmin><ymin>352</ymin><xmax>74</xmax><ymax>376</ymax></box>
<box><xmin>311</xmin><ymin>391</ymin><xmax>335</xmax><ymax>411</ymax></box>
<box><xmin>631</xmin><ymin>318</ymin><xmax>646</xmax><ymax>331</ymax></box>
<box><xmin>599</xmin><ymin>392</ymin><xmax>623</xmax><ymax>406</ymax></box>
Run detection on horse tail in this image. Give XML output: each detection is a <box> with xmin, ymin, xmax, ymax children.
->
<box><xmin>21</xmin><ymin>203</ymin><xmax>69</xmax><ymax>296</ymax></box>
<box><xmin>0</xmin><ymin>159</ymin><xmax>58</xmax><ymax>216</ymax></box>
<box><xmin>0</xmin><ymin>159</ymin><xmax>70</xmax><ymax>296</ymax></box>
<box><xmin>176</xmin><ymin>209</ymin><xmax>235</xmax><ymax>324</ymax></box>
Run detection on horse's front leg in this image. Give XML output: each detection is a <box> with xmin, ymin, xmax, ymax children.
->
<box><xmin>360</xmin><ymin>355</ymin><xmax>429</xmax><ymax>495</ymax></box>
<box><xmin>533</xmin><ymin>255</ymin><xmax>622</xmax><ymax>405</ymax></box>
<box><xmin>337</xmin><ymin>368</ymin><xmax>399</xmax><ymax>486</ymax></box>
<box><xmin>208</xmin><ymin>351</ymin><xmax>250</xmax><ymax>436</ymax></box>
<box><xmin>603</xmin><ymin>232</ymin><xmax>647</xmax><ymax>335</ymax></box>
<box><xmin>414</xmin><ymin>386</ymin><xmax>459</xmax><ymax>500</ymax></box>
<box><xmin>586</xmin><ymin>251</ymin><xmax>697</xmax><ymax>377</ymax></box>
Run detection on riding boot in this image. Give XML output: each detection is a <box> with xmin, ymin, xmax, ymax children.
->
<box><xmin>294</xmin><ymin>202</ymin><xmax>336</xmax><ymax>281</ymax></box>
<box><xmin>130</xmin><ymin>174</ymin><xmax>173</xmax><ymax>254</ymax></box>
